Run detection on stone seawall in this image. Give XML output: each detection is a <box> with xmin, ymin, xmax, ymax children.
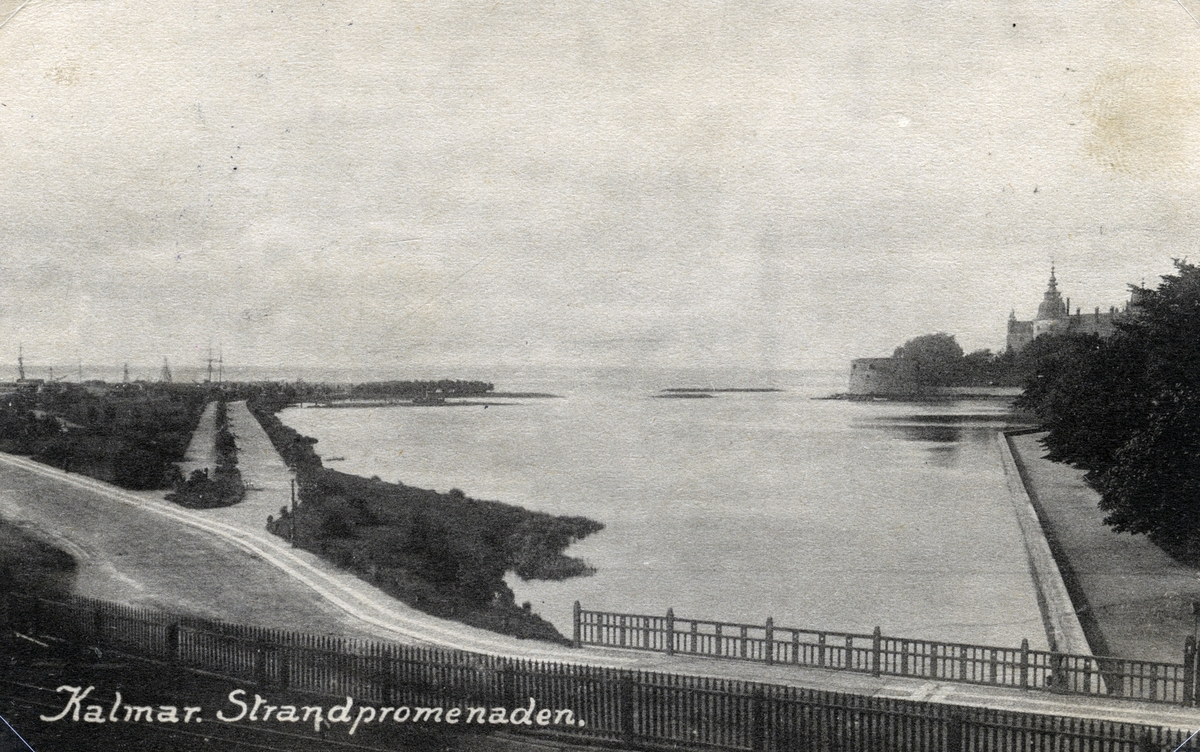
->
<box><xmin>996</xmin><ymin>431</ymin><xmax>1094</xmax><ymax>657</ymax></box>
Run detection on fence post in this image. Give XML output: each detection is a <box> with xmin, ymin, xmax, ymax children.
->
<box><xmin>92</xmin><ymin>604</ymin><xmax>102</xmax><ymax>649</ymax></box>
<box><xmin>665</xmin><ymin>609</ymin><xmax>675</xmax><ymax>656</ymax></box>
<box><xmin>1185</xmin><ymin>636</ymin><xmax>1197</xmax><ymax>707</ymax></box>
<box><xmin>872</xmin><ymin>626</ymin><xmax>882</xmax><ymax>677</ymax></box>
<box><xmin>750</xmin><ymin>687</ymin><xmax>766</xmax><ymax>752</ymax></box>
<box><xmin>167</xmin><ymin>622</ymin><xmax>180</xmax><ymax>663</ymax></box>
<box><xmin>946</xmin><ymin>708</ymin><xmax>964</xmax><ymax>752</ymax></box>
<box><xmin>764</xmin><ymin>617</ymin><xmax>774</xmax><ymax>666</ymax></box>
<box><xmin>254</xmin><ymin>639</ymin><xmax>268</xmax><ymax>686</ymax></box>
<box><xmin>572</xmin><ymin>601</ymin><xmax>581</xmax><ymax>648</ymax></box>
<box><xmin>1019</xmin><ymin>638</ymin><xmax>1029</xmax><ymax>690</ymax></box>
<box><xmin>278</xmin><ymin>643</ymin><xmax>290</xmax><ymax>692</ymax></box>
<box><xmin>619</xmin><ymin>674</ymin><xmax>636</xmax><ymax>744</ymax></box>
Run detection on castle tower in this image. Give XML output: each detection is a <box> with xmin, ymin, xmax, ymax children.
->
<box><xmin>1035</xmin><ymin>265</ymin><xmax>1068</xmax><ymax>321</ymax></box>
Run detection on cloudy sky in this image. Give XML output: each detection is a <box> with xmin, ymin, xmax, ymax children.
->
<box><xmin>1</xmin><ymin>0</ymin><xmax>1198</xmax><ymax>378</ymax></box>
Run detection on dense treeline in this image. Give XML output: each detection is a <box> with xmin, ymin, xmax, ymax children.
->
<box><xmin>0</xmin><ymin>383</ymin><xmax>209</xmax><ymax>489</ymax></box>
<box><xmin>167</xmin><ymin>400</ymin><xmax>246</xmax><ymax>509</ymax></box>
<box><xmin>1017</xmin><ymin>260</ymin><xmax>1200</xmax><ymax>561</ymax></box>
<box><xmin>348</xmin><ymin>380</ymin><xmax>494</xmax><ymax>400</ymax></box>
<box><xmin>891</xmin><ymin>332</ymin><xmax>1033</xmax><ymax>387</ymax></box>
<box><xmin>247</xmin><ymin>399</ymin><xmax>603</xmax><ymax>642</ymax></box>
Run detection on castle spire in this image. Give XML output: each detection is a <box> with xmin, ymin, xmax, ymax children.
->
<box><xmin>1036</xmin><ymin>263</ymin><xmax>1067</xmax><ymax>320</ymax></box>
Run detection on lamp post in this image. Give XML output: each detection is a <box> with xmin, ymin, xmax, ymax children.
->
<box><xmin>290</xmin><ymin>478</ymin><xmax>296</xmax><ymax>547</ymax></box>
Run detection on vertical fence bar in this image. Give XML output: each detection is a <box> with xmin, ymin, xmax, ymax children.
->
<box><xmin>750</xmin><ymin>687</ymin><xmax>766</xmax><ymax>752</ymax></box>
<box><xmin>1020</xmin><ymin>638</ymin><xmax>1029</xmax><ymax>690</ymax></box>
<box><xmin>872</xmin><ymin>627</ymin><xmax>882</xmax><ymax>677</ymax></box>
<box><xmin>167</xmin><ymin>622</ymin><xmax>180</xmax><ymax>664</ymax></box>
<box><xmin>92</xmin><ymin>604</ymin><xmax>102</xmax><ymax>650</ymax></box>
<box><xmin>665</xmin><ymin>609</ymin><xmax>675</xmax><ymax>656</ymax></box>
<box><xmin>619</xmin><ymin>674</ymin><xmax>636</xmax><ymax>744</ymax></box>
<box><xmin>254</xmin><ymin>639</ymin><xmax>267</xmax><ymax>686</ymax></box>
<box><xmin>765</xmin><ymin>618</ymin><xmax>774</xmax><ymax>666</ymax></box>
<box><xmin>572</xmin><ymin>601</ymin><xmax>581</xmax><ymax>648</ymax></box>
<box><xmin>1187</xmin><ymin>636</ymin><xmax>1198</xmax><ymax>707</ymax></box>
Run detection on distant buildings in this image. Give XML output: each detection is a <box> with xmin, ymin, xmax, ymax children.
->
<box><xmin>847</xmin><ymin>266</ymin><xmax>1141</xmax><ymax>397</ymax></box>
<box><xmin>1005</xmin><ymin>266</ymin><xmax>1137</xmax><ymax>353</ymax></box>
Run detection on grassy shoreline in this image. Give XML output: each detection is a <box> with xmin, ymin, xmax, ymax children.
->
<box><xmin>247</xmin><ymin>396</ymin><xmax>603</xmax><ymax>643</ymax></box>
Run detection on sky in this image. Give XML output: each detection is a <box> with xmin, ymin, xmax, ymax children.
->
<box><xmin>1</xmin><ymin>0</ymin><xmax>1199</xmax><ymax>379</ymax></box>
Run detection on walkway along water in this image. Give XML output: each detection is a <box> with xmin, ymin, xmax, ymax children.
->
<box><xmin>1007</xmin><ymin>432</ymin><xmax>1200</xmax><ymax>665</ymax></box>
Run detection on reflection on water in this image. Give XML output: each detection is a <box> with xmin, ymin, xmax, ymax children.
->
<box><xmin>280</xmin><ymin>370</ymin><xmax>1048</xmax><ymax>649</ymax></box>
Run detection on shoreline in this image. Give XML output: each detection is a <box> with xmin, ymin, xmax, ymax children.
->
<box><xmin>996</xmin><ymin>432</ymin><xmax>1093</xmax><ymax>657</ymax></box>
<box><xmin>1005</xmin><ymin>431</ymin><xmax>1200</xmax><ymax>664</ymax></box>
<box><xmin>250</xmin><ymin>398</ymin><xmax>603</xmax><ymax>644</ymax></box>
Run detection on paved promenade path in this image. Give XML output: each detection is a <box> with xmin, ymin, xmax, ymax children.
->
<box><xmin>0</xmin><ymin>421</ymin><xmax>1198</xmax><ymax>730</ymax></box>
<box><xmin>0</xmin><ymin>458</ymin><xmax>385</xmax><ymax>640</ymax></box>
<box><xmin>1009</xmin><ymin>432</ymin><xmax>1200</xmax><ymax>664</ymax></box>
<box><xmin>176</xmin><ymin>399</ymin><xmax>218</xmax><ymax>480</ymax></box>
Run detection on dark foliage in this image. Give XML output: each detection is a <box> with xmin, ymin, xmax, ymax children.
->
<box><xmin>1018</xmin><ymin>260</ymin><xmax>1200</xmax><ymax>561</ymax></box>
<box><xmin>248</xmin><ymin>397</ymin><xmax>602</xmax><ymax>642</ymax></box>
<box><xmin>890</xmin><ymin>332</ymin><xmax>1028</xmax><ymax>387</ymax></box>
<box><xmin>0</xmin><ymin>383</ymin><xmax>208</xmax><ymax>489</ymax></box>
<box><xmin>168</xmin><ymin>399</ymin><xmax>246</xmax><ymax>509</ymax></box>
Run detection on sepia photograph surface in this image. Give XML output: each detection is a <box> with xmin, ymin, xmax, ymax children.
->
<box><xmin>2</xmin><ymin>1</ymin><xmax>1200</xmax><ymax>750</ymax></box>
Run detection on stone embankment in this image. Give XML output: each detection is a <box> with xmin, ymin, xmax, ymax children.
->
<box><xmin>996</xmin><ymin>432</ymin><xmax>1092</xmax><ymax>657</ymax></box>
<box><xmin>1006</xmin><ymin>432</ymin><xmax>1200</xmax><ymax>665</ymax></box>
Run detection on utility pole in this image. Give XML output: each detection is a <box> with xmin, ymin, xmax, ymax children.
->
<box><xmin>17</xmin><ymin>344</ymin><xmax>24</xmax><ymax>381</ymax></box>
<box><xmin>123</xmin><ymin>363</ymin><xmax>130</xmax><ymax>383</ymax></box>
<box><xmin>206</xmin><ymin>346</ymin><xmax>213</xmax><ymax>384</ymax></box>
<box><xmin>160</xmin><ymin>357</ymin><xmax>172</xmax><ymax>383</ymax></box>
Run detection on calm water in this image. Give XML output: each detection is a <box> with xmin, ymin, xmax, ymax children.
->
<box><xmin>280</xmin><ymin>368</ymin><xmax>1047</xmax><ymax>649</ymax></box>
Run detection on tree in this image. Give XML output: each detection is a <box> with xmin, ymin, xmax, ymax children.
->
<box><xmin>893</xmin><ymin>332</ymin><xmax>964</xmax><ymax>386</ymax></box>
<box><xmin>1020</xmin><ymin>260</ymin><xmax>1200</xmax><ymax>560</ymax></box>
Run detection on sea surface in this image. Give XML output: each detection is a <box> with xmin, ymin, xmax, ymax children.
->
<box><xmin>279</xmin><ymin>368</ymin><xmax>1048</xmax><ymax>650</ymax></box>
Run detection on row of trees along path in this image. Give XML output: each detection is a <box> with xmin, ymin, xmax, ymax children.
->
<box><xmin>1009</xmin><ymin>433</ymin><xmax>1200</xmax><ymax>665</ymax></box>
